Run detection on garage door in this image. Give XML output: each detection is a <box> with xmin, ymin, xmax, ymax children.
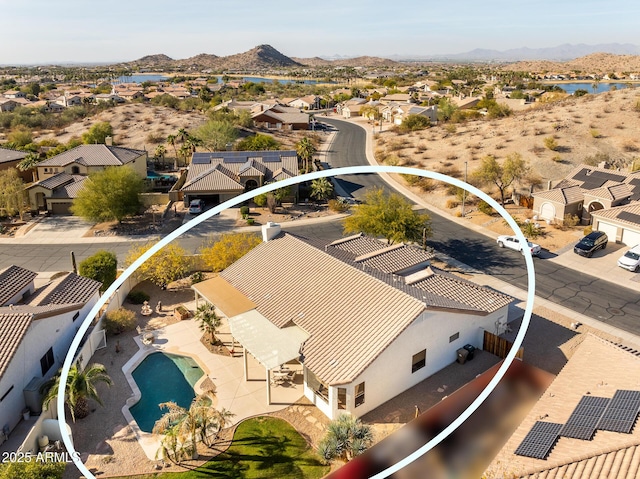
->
<box><xmin>596</xmin><ymin>221</ymin><xmax>618</xmax><ymax>242</ymax></box>
<box><xmin>50</xmin><ymin>202</ymin><xmax>72</xmax><ymax>215</ymax></box>
<box><xmin>621</xmin><ymin>228</ymin><xmax>640</xmax><ymax>247</ymax></box>
<box><xmin>540</xmin><ymin>202</ymin><xmax>555</xmax><ymax>221</ymax></box>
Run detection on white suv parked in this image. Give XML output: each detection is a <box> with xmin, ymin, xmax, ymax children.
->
<box><xmin>617</xmin><ymin>244</ymin><xmax>640</xmax><ymax>272</ymax></box>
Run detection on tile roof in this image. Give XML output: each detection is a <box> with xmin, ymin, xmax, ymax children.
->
<box><xmin>356</xmin><ymin>244</ymin><xmax>434</xmax><ymax>274</ymax></box>
<box><xmin>0</xmin><ymin>310</ymin><xmax>34</xmax><ymax>380</ymax></box>
<box><xmin>330</xmin><ymin>233</ymin><xmax>389</xmax><ymax>256</ymax></box>
<box><xmin>182</xmin><ymin>163</ymin><xmax>244</xmax><ymax>192</ymax></box>
<box><xmin>0</xmin><ymin>265</ymin><xmax>37</xmax><ymax>306</ymax></box>
<box><xmin>37</xmin><ymin>144</ymin><xmax>145</xmax><ymax>168</ymax></box>
<box><xmin>591</xmin><ymin>203</ymin><xmax>640</xmax><ymax>226</ymax></box>
<box><xmin>0</xmin><ymin>147</ymin><xmax>28</xmax><ymax>165</ymax></box>
<box><xmin>220</xmin><ymin>234</ymin><xmax>426</xmax><ymax>385</ymax></box>
<box><xmin>533</xmin><ymin>185</ymin><xmax>584</xmax><ymax>204</ymax></box>
<box><xmin>28</xmin><ymin>172</ymin><xmax>77</xmax><ymax>190</ymax></box>
<box><xmin>584</xmin><ymin>183</ymin><xmax>633</xmax><ymax>201</ymax></box>
<box><xmin>485</xmin><ymin>335</ymin><xmax>640</xmax><ymax>479</ymax></box>
<box><xmin>26</xmin><ymin>273</ymin><xmax>100</xmax><ymax>306</ymax></box>
<box><xmin>50</xmin><ymin>176</ymin><xmax>87</xmax><ymax>198</ymax></box>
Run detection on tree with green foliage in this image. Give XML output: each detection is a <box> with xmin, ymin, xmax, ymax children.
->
<box><xmin>17</xmin><ymin>152</ymin><xmax>42</xmax><ymax>182</ymax></box>
<box><xmin>0</xmin><ymin>460</ymin><xmax>66</xmax><ymax>479</ymax></box>
<box><xmin>154</xmin><ymin>144</ymin><xmax>166</xmax><ymax>167</ymax></box>
<box><xmin>472</xmin><ymin>153</ymin><xmax>530</xmax><ymax>206</ymax></box>
<box><xmin>437</xmin><ymin>97</ymin><xmax>458</xmax><ymax>122</ymax></box>
<box><xmin>78</xmin><ymin>250</ymin><xmax>117</xmax><ymax>293</ymax></box>
<box><xmin>254</xmin><ymin>183</ymin><xmax>292</xmax><ymax>213</ymax></box>
<box><xmin>400</xmin><ymin>114</ymin><xmax>430</xmax><ymax>131</ymax></box>
<box><xmin>296</xmin><ymin>137</ymin><xmax>317</xmax><ymax>173</ymax></box>
<box><xmin>7</xmin><ymin>127</ymin><xmax>33</xmax><ymax>148</ymax></box>
<box><xmin>193</xmin><ymin>119</ymin><xmax>239</xmax><ymax>151</ymax></box>
<box><xmin>125</xmin><ymin>241</ymin><xmax>192</xmax><ymax>288</ymax></box>
<box><xmin>342</xmin><ymin>187</ymin><xmax>432</xmax><ymax>245</ymax></box>
<box><xmin>199</xmin><ymin>232</ymin><xmax>262</xmax><ymax>272</ymax></box>
<box><xmin>41</xmin><ymin>363</ymin><xmax>113</xmax><ymax>422</ymax></box>
<box><xmin>70</xmin><ymin>166</ymin><xmax>144</xmax><ymax>223</ymax></box>
<box><xmin>309</xmin><ymin>177</ymin><xmax>334</xmax><ymax>202</ymax></box>
<box><xmin>317</xmin><ymin>414</ymin><xmax>373</xmax><ymax>463</ymax></box>
<box><xmin>235</xmin><ymin>133</ymin><xmax>281</xmax><ymax>151</ymax></box>
<box><xmin>82</xmin><ymin>121</ymin><xmax>113</xmax><ymax>144</ymax></box>
<box><xmin>0</xmin><ymin>169</ymin><xmax>26</xmax><ymax>220</ymax></box>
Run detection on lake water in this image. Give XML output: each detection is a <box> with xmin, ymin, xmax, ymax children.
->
<box><xmin>116</xmin><ymin>74</ymin><xmax>169</xmax><ymax>83</ymax></box>
<box><xmin>550</xmin><ymin>82</ymin><xmax>636</xmax><ymax>94</ymax></box>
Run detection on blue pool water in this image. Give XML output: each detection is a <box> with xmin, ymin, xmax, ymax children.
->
<box><xmin>129</xmin><ymin>352</ymin><xmax>204</xmax><ymax>433</ymax></box>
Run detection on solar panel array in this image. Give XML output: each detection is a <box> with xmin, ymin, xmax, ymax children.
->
<box><xmin>514</xmin><ymin>421</ymin><xmax>563</xmax><ymax>460</ymax></box>
<box><xmin>629</xmin><ymin>178</ymin><xmax>640</xmax><ymax>201</ymax></box>
<box><xmin>560</xmin><ymin>396</ymin><xmax>610</xmax><ymax>440</ymax></box>
<box><xmin>598</xmin><ymin>390</ymin><xmax>640</xmax><ymax>433</ymax></box>
<box><xmin>573</xmin><ymin>168</ymin><xmax>626</xmax><ymax>190</ymax></box>
<box><xmin>617</xmin><ymin>211</ymin><xmax>640</xmax><ymax>225</ymax></box>
<box><xmin>515</xmin><ymin>390</ymin><xmax>640</xmax><ymax>460</ymax></box>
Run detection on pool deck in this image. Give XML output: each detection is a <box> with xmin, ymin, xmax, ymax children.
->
<box><xmin>122</xmin><ymin>316</ymin><xmax>305</xmax><ymax>459</ymax></box>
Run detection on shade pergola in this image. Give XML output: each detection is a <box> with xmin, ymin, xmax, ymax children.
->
<box><xmin>192</xmin><ymin>276</ymin><xmax>256</xmax><ymax>317</ymax></box>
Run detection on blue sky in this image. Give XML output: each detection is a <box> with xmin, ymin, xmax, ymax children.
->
<box><xmin>0</xmin><ymin>0</ymin><xmax>638</xmax><ymax>64</ymax></box>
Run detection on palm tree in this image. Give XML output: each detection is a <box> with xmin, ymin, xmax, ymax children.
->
<box><xmin>154</xmin><ymin>145</ymin><xmax>166</xmax><ymax>168</ymax></box>
<box><xmin>178</xmin><ymin>143</ymin><xmax>192</xmax><ymax>167</ymax></box>
<box><xmin>310</xmin><ymin>177</ymin><xmax>334</xmax><ymax>203</ymax></box>
<box><xmin>183</xmin><ymin>136</ymin><xmax>202</xmax><ymax>165</ymax></box>
<box><xmin>317</xmin><ymin>414</ymin><xmax>373</xmax><ymax>463</ymax></box>
<box><xmin>41</xmin><ymin>363</ymin><xmax>113</xmax><ymax>422</ymax></box>
<box><xmin>166</xmin><ymin>134</ymin><xmax>178</xmax><ymax>169</ymax></box>
<box><xmin>195</xmin><ymin>303</ymin><xmax>221</xmax><ymax>343</ymax></box>
<box><xmin>296</xmin><ymin>137</ymin><xmax>317</xmax><ymax>174</ymax></box>
<box><xmin>17</xmin><ymin>153</ymin><xmax>42</xmax><ymax>182</ymax></box>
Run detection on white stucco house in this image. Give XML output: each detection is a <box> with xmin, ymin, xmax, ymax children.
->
<box><xmin>0</xmin><ymin>265</ymin><xmax>101</xmax><ymax>441</ymax></box>
<box><xmin>193</xmin><ymin>225</ymin><xmax>513</xmax><ymax>420</ymax></box>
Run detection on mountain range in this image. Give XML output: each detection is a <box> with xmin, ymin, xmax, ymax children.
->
<box><xmin>120</xmin><ymin>43</ymin><xmax>640</xmax><ymax>71</ymax></box>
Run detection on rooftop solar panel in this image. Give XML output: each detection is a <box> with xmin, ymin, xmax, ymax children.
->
<box><xmin>617</xmin><ymin>211</ymin><xmax>640</xmax><ymax>224</ymax></box>
<box><xmin>514</xmin><ymin>421</ymin><xmax>563</xmax><ymax>460</ymax></box>
<box><xmin>598</xmin><ymin>390</ymin><xmax>640</xmax><ymax>433</ymax></box>
<box><xmin>560</xmin><ymin>396</ymin><xmax>609</xmax><ymax>440</ymax></box>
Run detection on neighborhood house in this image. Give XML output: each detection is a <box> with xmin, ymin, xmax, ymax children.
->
<box><xmin>192</xmin><ymin>225</ymin><xmax>513</xmax><ymax>420</ymax></box>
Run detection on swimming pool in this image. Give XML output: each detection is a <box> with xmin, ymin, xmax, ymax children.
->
<box><xmin>129</xmin><ymin>352</ymin><xmax>204</xmax><ymax>433</ymax></box>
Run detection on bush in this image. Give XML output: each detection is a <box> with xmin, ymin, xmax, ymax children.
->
<box><xmin>583</xmin><ymin>225</ymin><xmax>593</xmax><ymax>236</ymax></box>
<box><xmin>400</xmin><ymin>114</ymin><xmax>430</xmax><ymax>132</ymax></box>
<box><xmin>563</xmin><ymin>213</ymin><xmax>580</xmax><ymax>227</ymax></box>
<box><xmin>240</xmin><ymin>205</ymin><xmax>249</xmax><ymax>217</ymax></box>
<box><xmin>445</xmin><ymin>199</ymin><xmax>459</xmax><ymax>209</ymax></box>
<box><xmin>104</xmin><ymin>307</ymin><xmax>137</xmax><ymax>335</ymax></box>
<box><xmin>328</xmin><ymin>198</ymin><xmax>350</xmax><ymax>213</ymax></box>
<box><xmin>78</xmin><ymin>250</ymin><xmax>117</xmax><ymax>294</ymax></box>
<box><xmin>478</xmin><ymin>200</ymin><xmax>497</xmax><ymax>216</ymax></box>
<box><xmin>417</xmin><ymin>178</ymin><xmax>436</xmax><ymax>192</ymax></box>
<box><xmin>190</xmin><ymin>271</ymin><xmax>205</xmax><ymax>284</ymax></box>
<box><xmin>127</xmin><ymin>290</ymin><xmax>150</xmax><ymax>304</ymax></box>
<box><xmin>253</xmin><ymin>193</ymin><xmax>267</xmax><ymax>207</ymax></box>
<box><xmin>544</xmin><ymin>136</ymin><xmax>559</xmax><ymax>151</ymax></box>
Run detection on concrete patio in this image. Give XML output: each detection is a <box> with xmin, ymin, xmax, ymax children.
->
<box><xmin>121</xmin><ymin>312</ymin><xmax>305</xmax><ymax>459</ymax></box>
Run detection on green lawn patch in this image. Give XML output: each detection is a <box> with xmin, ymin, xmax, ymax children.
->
<box><xmin>112</xmin><ymin>417</ymin><xmax>329</xmax><ymax>479</ymax></box>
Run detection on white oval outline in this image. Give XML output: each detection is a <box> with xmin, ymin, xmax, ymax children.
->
<box><xmin>58</xmin><ymin>165</ymin><xmax>534</xmax><ymax>479</ymax></box>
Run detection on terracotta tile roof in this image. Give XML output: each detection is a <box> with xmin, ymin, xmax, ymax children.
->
<box><xmin>0</xmin><ymin>265</ymin><xmax>37</xmax><ymax>306</ymax></box>
<box><xmin>26</xmin><ymin>273</ymin><xmax>100</xmax><ymax>306</ymax></box>
<box><xmin>220</xmin><ymin>234</ymin><xmax>426</xmax><ymax>385</ymax></box>
<box><xmin>485</xmin><ymin>335</ymin><xmax>640</xmax><ymax>479</ymax></box>
<box><xmin>38</xmin><ymin>145</ymin><xmax>145</xmax><ymax>168</ymax></box>
<box><xmin>50</xmin><ymin>176</ymin><xmax>87</xmax><ymax>198</ymax></box>
<box><xmin>0</xmin><ymin>310</ymin><xmax>33</xmax><ymax>380</ymax></box>
<box><xmin>181</xmin><ymin>163</ymin><xmax>244</xmax><ymax>192</ymax></box>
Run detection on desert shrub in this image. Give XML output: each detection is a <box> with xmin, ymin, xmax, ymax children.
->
<box><xmin>478</xmin><ymin>200</ymin><xmax>497</xmax><ymax>216</ymax></box>
<box><xmin>253</xmin><ymin>193</ymin><xmax>267</xmax><ymax>207</ymax></box>
<box><xmin>146</xmin><ymin>131</ymin><xmax>165</xmax><ymax>144</ymax></box>
<box><xmin>590</xmin><ymin>129</ymin><xmax>601</xmax><ymax>138</ymax></box>
<box><xmin>445</xmin><ymin>199</ymin><xmax>459</xmax><ymax>209</ymax></box>
<box><xmin>400</xmin><ymin>114</ymin><xmax>430</xmax><ymax>131</ymax></box>
<box><xmin>190</xmin><ymin>271</ymin><xmax>205</xmax><ymax>284</ymax></box>
<box><xmin>401</xmin><ymin>174</ymin><xmax>421</xmax><ymax>186</ymax></box>
<box><xmin>552</xmin><ymin>155</ymin><xmax>562</xmax><ymax>162</ymax></box>
<box><xmin>444</xmin><ymin>124</ymin><xmax>457</xmax><ymax>134</ymax></box>
<box><xmin>104</xmin><ymin>307</ymin><xmax>137</xmax><ymax>335</ymax></box>
<box><xmin>584</xmin><ymin>152</ymin><xmax>610</xmax><ymax>166</ymax></box>
<box><xmin>623</xmin><ymin>142</ymin><xmax>639</xmax><ymax>152</ymax></box>
<box><xmin>240</xmin><ymin>205</ymin><xmax>250</xmax><ymax>218</ymax></box>
<box><xmin>417</xmin><ymin>178</ymin><xmax>436</xmax><ymax>191</ymax></box>
<box><xmin>127</xmin><ymin>290</ymin><xmax>150</xmax><ymax>304</ymax></box>
<box><xmin>583</xmin><ymin>225</ymin><xmax>593</xmax><ymax>236</ymax></box>
<box><xmin>328</xmin><ymin>198</ymin><xmax>350</xmax><ymax>213</ymax></box>
<box><xmin>563</xmin><ymin>214</ymin><xmax>580</xmax><ymax>227</ymax></box>
<box><xmin>544</xmin><ymin>136</ymin><xmax>559</xmax><ymax>151</ymax></box>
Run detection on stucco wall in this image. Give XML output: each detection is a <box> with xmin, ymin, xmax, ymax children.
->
<box><xmin>308</xmin><ymin>306</ymin><xmax>508</xmax><ymax>420</ymax></box>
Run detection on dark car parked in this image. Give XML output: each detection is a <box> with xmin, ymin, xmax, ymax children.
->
<box><xmin>573</xmin><ymin>231</ymin><xmax>608</xmax><ymax>257</ymax></box>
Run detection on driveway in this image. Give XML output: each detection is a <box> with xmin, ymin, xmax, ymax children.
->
<box><xmin>549</xmin><ymin>240</ymin><xmax>640</xmax><ymax>293</ymax></box>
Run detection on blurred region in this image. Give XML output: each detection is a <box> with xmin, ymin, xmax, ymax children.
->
<box><xmin>325</xmin><ymin>360</ymin><xmax>553</xmax><ymax>479</ymax></box>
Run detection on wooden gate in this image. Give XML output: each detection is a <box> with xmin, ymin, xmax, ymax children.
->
<box><xmin>483</xmin><ymin>330</ymin><xmax>524</xmax><ymax>360</ymax></box>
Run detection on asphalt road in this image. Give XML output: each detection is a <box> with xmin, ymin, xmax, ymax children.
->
<box><xmin>322</xmin><ymin>117</ymin><xmax>640</xmax><ymax>335</ymax></box>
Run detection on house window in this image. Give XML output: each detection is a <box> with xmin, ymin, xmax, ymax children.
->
<box><xmin>0</xmin><ymin>385</ymin><xmax>14</xmax><ymax>402</ymax></box>
<box><xmin>449</xmin><ymin>332</ymin><xmax>460</xmax><ymax>343</ymax></box>
<box><xmin>44</xmin><ymin>168</ymin><xmax>49</xmax><ymax>173</ymax></box>
<box><xmin>355</xmin><ymin>382</ymin><xmax>365</xmax><ymax>408</ymax></box>
<box><xmin>40</xmin><ymin>347</ymin><xmax>55</xmax><ymax>376</ymax></box>
<box><xmin>71</xmin><ymin>166</ymin><xmax>80</xmax><ymax>174</ymax></box>
<box><xmin>338</xmin><ymin>388</ymin><xmax>347</xmax><ymax>410</ymax></box>
<box><xmin>412</xmin><ymin>349</ymin><xmax>426</xmax><ymax>373</ymax></box>
<box><xmin>307</xmin><ymin>369</ymin><xmax>329</xmax><ymax>402</ymax></box>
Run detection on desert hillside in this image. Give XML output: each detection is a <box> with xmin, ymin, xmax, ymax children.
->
<box><xmin>503</xmin><ymin>53</ymin><xmax>640</xmax><ymax>73</ymax></box>
<box><xmin>375</xmin><ymin>88</ymin><xmax>640</xmax><ymax>199</ymax></box>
